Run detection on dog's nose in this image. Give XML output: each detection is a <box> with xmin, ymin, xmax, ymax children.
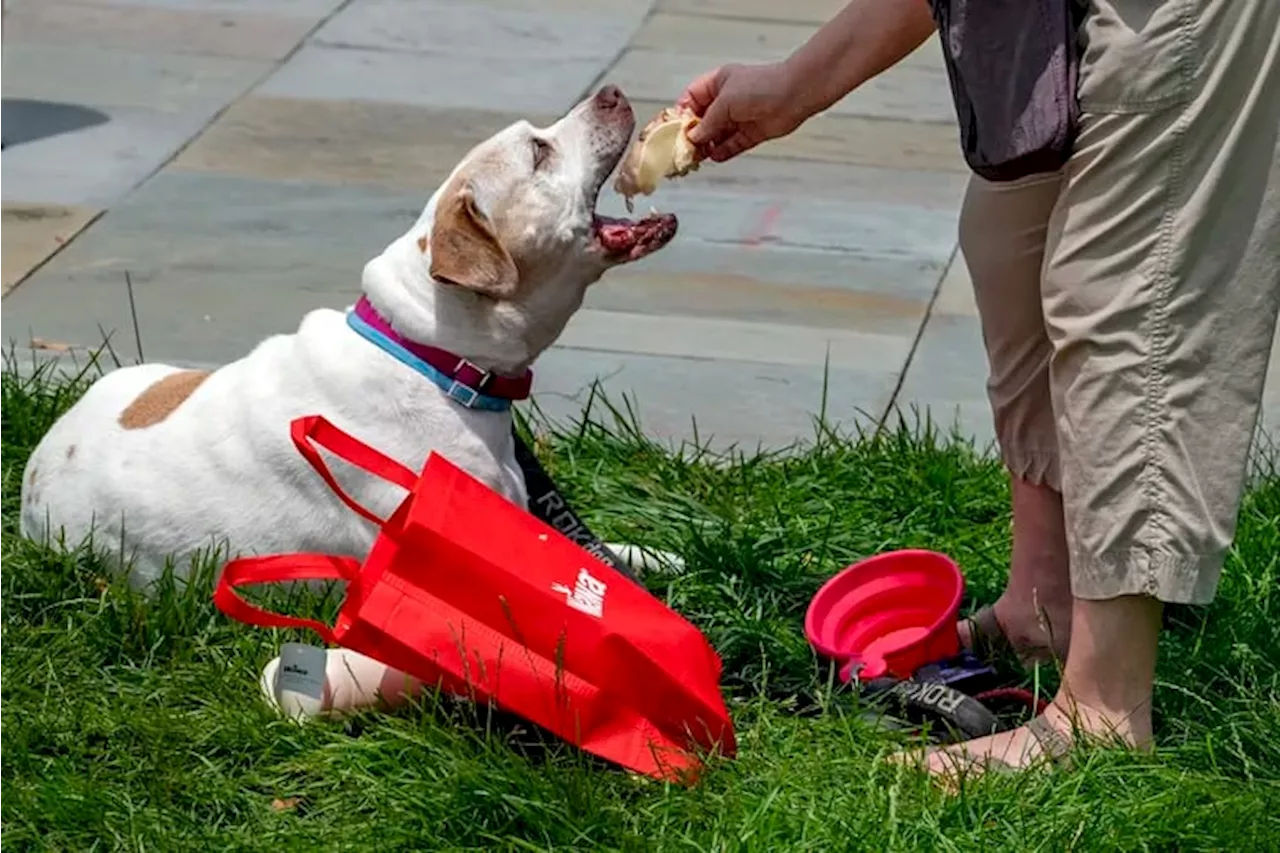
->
<box><xmin>593</xmin><ymin>84</ymin><xmax>627</xmax><ymax>112</ymax></box>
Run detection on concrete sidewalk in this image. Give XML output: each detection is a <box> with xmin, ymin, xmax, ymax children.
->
<box><xmin>4</xmin><ymin>0</ymin><xmax>1277</xmax><ymax>450</ymax></box>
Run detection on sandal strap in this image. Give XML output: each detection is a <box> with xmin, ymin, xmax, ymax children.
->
<box><xmin>1026</xmin><ymin>714</ymin><xmax>1073</xmax><ymax>764</ymax></box>
<box><xmin>968</xmin><ymin>606</ymin><xmax>1004</xmax><ymax>643</ymax></box>
<box><xmin>966</xmin><ymin>605</ymin><xmax>1060</xmax><ymax>673</ymax></box>
<box><xmin>966</xmin><ymin>606</ymin><xmax>1018</xmax><ymax>664</ymax></box>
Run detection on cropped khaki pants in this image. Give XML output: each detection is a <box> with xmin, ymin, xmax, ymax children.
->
<box><xmin>960</xmin><ymin>0</ymin><xmax>1280</xmax><ymax>604</ymax></box>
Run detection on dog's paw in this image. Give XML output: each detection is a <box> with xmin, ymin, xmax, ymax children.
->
<box><xmin>607</xmin><ymin>542</ymin><xmax>685</xmax><ymax>575</ymax></box>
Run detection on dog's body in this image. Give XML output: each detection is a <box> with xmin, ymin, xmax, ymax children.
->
<box><xmin>20</xmin><ymin>313</ymin><xmax>526</xmax><ymax>585</ymax></box>
<box><xmin>20</xmin><ymin>86</ymin><xmax>676</xmax><ymax>589</ymax></box>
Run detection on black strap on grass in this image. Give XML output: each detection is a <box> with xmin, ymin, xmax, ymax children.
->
<box><xmin>512</xmin><ymin>428</ymin><xmax>638</xmax><ymax>583</ymax></box>
<box><xmin>861</xmin><ymin>677</ymin><xmax>1002</xmax><ymax>742</ymax></box>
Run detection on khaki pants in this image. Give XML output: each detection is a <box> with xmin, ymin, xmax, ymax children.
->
<box><xmin>961</xmin><ymin>0</ymin><xmax>1280</xmax><ymax>604</ymax></box>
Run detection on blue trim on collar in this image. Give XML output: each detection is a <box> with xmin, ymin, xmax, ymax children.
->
<box><xmin>346</xmin><ymin>310</ymin><xmax>513</xmax><ymax>412</ymax></box>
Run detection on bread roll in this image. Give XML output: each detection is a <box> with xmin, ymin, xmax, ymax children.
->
<box><xmin>614</xmin><ymin>106</ymin><xmax>700</xmax><ymax>206</ymax></box>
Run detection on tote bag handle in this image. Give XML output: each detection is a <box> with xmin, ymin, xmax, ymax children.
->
<box><xmin>291</xmin><ymin>415</ymin><xmax>419</xmax><ymax>526</ymax></box>
<box><xmin>214</xmin><ymin>553</ymin><xmax>360</xmax><ymax>644</ymax></box>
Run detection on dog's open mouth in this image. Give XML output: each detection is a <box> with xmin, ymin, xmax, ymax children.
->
<box><xmin>592</xmin><ymin>212</ymin><xmax>678</xmax><ymax>262</ymax></box>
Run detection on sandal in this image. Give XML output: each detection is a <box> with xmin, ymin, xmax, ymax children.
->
<box><xmin>964</xmin><ymin>606</ymin><xmax>1057</xmax><ymax>672</ymax></box>
<box><xmin>977</xmin><ymin>714</ymin><xmax>1074</xmax><ymax>772</ymax></box>
<box><xmin>914</xmin><ymin>714</ymin><xmax>1075</xmax><ymax>790</ymax></box>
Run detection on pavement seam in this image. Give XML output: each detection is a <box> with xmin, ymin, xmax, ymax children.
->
<box><xmin>579</xmin><ymin>0</ymin><xmax>663</xmax><ymax>104</ymax></box>
<box><xmin>2</xmin><ymin>0</ymin><xmax>359</xmax><ymax>301</ymax></box>
<box><xmin>1</xmin><ymin>207</ymin><xmax>106</xmax><ymax>301</ymax></box>
<box><xmin>876</xmin><ymin>240</ymin><xmax>958</xmax><ymax>434</ymax></box>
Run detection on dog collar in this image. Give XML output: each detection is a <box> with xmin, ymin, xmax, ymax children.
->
<box><xmin>346</xmin><ymin>297</ymin><xmax>533</xmax><ymax>411</ymax></box>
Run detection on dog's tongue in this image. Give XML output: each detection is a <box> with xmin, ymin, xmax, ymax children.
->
<box><xmin>595</xmin><ymin>213</ymin><xmax>678</xmax><ymax>259</ymax></box>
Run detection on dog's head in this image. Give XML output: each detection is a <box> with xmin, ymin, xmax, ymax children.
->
<box><xmin>429</xmin><ymin>84</ymin><xmax>677</xmax><ymax>293</ymax></box>
<box><xmin>365</xmin><ymin>85</ymin><xmax>676</xmax><ymax>373</ymax></box>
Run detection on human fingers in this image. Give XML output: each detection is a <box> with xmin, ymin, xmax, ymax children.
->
<box><xmin>706</xmin><ymin>131</ymin><xmax>757</xmax><ymax>163</ymax></box>
<box><xmin>686</xmin><ymin>83</ymin><xmax>739</xmax><ymax>147</ymax></box>
<box><xmin>676</xmin><ymin>66</ymin><xmax>725</xmax><ymax>115</ymax></box>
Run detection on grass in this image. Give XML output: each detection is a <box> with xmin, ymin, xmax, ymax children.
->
<box><xmin>3</xmin><ymin>363</ymin><xmax>1279</xmax><ymax>852</ymax></box>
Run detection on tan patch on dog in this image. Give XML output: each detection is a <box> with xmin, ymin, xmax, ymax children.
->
<box><xmin>416</xmin><ymin>234</ymin><xmax>429</xmax><ymax>253</ymax></box>
<box><xmin>118</xmin><ymin>370</ymin><xmax>211</xmax><ymax>430</ymax></box>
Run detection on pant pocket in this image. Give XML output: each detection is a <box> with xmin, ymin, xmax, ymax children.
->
<box><xmin>1077</xmin><ymin>0</ymin><xmax>1199</xmax><ymax>113</ymax></box>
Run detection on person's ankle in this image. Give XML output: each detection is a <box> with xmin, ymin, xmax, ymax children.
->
<box><xmin>957</xmin><ymin>594</ymin><xmax>1071</xmax><ymax>662</ymax></box>
<box><xmin>993</xmin><ymin>594</ymin><xmax>1071</xmax><ymax>659</ymax></box>
<box><xmin>1047</xmin><ymin>692</ymin><xmax>1154</xmax><ymax>749</ymax></box>
<box><xmin>1051</xmin><ymin>594</ymin><xmax>1162</xmax><ymax>749</ymax></box>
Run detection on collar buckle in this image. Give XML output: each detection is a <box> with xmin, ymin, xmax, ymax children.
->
<box><xmin>453</xmin><ymin>357</ymin><xmax>494</xmax><ymax>391</ymax></box>
<box><xmin>445</xmin><ymin>380</ymin><xmax>482</xmax><ymax>408</ymax></box>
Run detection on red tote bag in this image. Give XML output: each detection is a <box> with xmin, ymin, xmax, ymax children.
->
<box><xmin>214</xmin><ymin>415</ymin><xmax>736</xmax><ymax>781</ymax></box>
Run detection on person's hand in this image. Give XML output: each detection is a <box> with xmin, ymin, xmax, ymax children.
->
<box><xmin>677</xmin><ymin>61</ymin><xmax>811</xmax><ymax>162</ymax></box>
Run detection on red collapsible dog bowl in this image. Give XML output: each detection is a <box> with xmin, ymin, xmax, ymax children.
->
<box><xmin>805</xmin><ymin>549</ymin><xmax>963</xmax><ymax>682</ymax></box>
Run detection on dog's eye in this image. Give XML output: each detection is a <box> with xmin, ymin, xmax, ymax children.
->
<box><xmin>531</xmin><ymin>137</ymin><xmax>553</xmax><ymax>170</ymax></box>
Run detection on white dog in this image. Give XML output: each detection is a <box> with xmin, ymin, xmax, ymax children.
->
<box><xmin>20</xmin><ymin>85</ymin><xmax>678</xmax><ymax>714</ymax></box>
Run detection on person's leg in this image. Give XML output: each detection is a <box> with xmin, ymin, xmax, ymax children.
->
<box><xmin>1054</xmin><ymin>594</ymin><xmax>1162</xmax><ymax>746</ymax></box>
<box><xmin>917</xmin><ymin>0</ymin><xmax>1280</xmax><ymax>778</ymax></box>
<box><xmin>919</xmin><ymin>594</ymin><xmax>1164</xmax><ymax>782</ymax></box>
<box><xmin>957</xmin><ymin>173</ymin><xmax>1073</xmax><ymax>663</ymax></box>
<box><xmin>969</xmin><ymin>479</ymin><xmax>1073</xmax><ymax>660</ymax></box>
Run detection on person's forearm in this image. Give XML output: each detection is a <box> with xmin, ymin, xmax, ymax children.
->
<box><xmin>784</xmin><ymin>0</ymin><xmax>936</xmax><ymax>119</ymax></box>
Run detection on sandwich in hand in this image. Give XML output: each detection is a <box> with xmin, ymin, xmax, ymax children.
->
<box><xmin>614</xmin><ymin>106</ymin><xmax>701</xmax><ymax>209</ymax></box>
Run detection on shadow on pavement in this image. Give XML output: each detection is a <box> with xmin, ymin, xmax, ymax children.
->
<box><xmin>2</xmin><ymin>98</ymin><xmax>111</xmax><ymax>150</ymax></box>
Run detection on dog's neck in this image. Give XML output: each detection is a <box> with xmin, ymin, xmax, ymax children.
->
<box><xmin>357</xmin><ymin>195</ymin><xmax>537</xmax><ymax>377</ymax></box>
<box><xmin>360</xmin><ymin>250</ymin><xmax>535</xmax><ymax>378</ymax></box>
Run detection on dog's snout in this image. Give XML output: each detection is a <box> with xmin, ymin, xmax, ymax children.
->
<box><xmin>593</xmin><ymin>85</ymin><xmax>631</xmax><ymax>118</ymax></box>
<box><xmin>579</xmin><ymin>84</ymin><xmax>635</xmax><ymax>186</ymax></box>
<box><xmin>595</xmin><ymin>85</ymin><xmax>623</xmax><ymax>109</ymax></box>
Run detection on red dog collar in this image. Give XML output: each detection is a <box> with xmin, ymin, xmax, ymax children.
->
<box><xmin>351</xmin><ymin>297</ymin><xmax>533</xmax><ymax>403</ymax></box>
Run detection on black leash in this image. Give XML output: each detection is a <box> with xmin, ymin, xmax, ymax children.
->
<box><xmin>512</xmin><ymin>428</ymin><xmax>639</xmax><ymax>583</ymax></box>
<box><xmin>860</xmin><ymin>677</ymin><xmax>1002</xmax><ymax>742</ymax></box>
<box><xmin>857</xmin><ymin>654</ymin><xmax>1047</xmax><ymax>743</ymax></box>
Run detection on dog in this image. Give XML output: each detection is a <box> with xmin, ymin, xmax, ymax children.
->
<box><xmin>19</xmin><ymin>84</ymin><xmax>677</xmax><ymax>592</ymax></box>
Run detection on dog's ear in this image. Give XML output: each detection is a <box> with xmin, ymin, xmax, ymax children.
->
<box><xmin>429</xmin><ymin>181</ymin><xmax>519</xmax><ymax>299</ymax></box>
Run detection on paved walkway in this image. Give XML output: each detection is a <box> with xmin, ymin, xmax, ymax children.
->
<box><xmin>4</xmin><ymin>0</ymin><xmax>1278</xmax><ymax>450</ymax></box>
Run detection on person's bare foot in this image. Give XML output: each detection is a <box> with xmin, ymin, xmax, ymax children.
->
<box><xmin>898</xmin><ymin>594</ymin><xmax>1163</xmax><ymax>790</ymax></box>
<box><xmin>897</xmin><ymin>697</ymin><xmax>1151</xmax><ymax>790</ymax></box>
